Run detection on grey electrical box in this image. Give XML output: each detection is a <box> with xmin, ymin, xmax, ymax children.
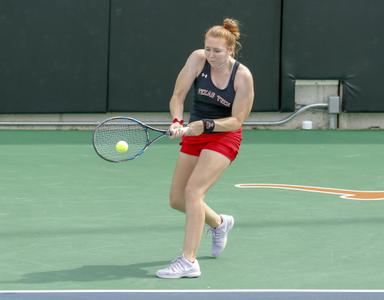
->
<box><xmin>328</xmin><ymin>96</ymin><xmax>341</xmax><ymax>114</ymax></box>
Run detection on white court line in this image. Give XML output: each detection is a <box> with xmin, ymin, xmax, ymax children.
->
<box><xmin>2</xmin><ymin>290</ymin><xmax>384</xmax><ymax>293</ymax></box>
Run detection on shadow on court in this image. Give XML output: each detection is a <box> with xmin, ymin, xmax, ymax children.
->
<box><xmin>1</xmin><ymin>257</ymin><xmax>215</xmax><ymax>285</ymax></box>
<box><xmin>0</xmin><ymin>261</ymin><xmax>169</xmax><ymax>284</ymax></box>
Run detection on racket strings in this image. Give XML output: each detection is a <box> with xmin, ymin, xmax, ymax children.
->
<box><xmin>93</xmin><ymin>120</ymin><xmax>149</xmax><ymax>161</ymax></box>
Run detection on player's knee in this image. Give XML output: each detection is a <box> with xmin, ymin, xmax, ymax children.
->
<box><xmin>169</xmin><ymin>192</ymin><xmax>184</xmax><ymax>211</ymax></box>
<box><xmin>169</xmin><ymin>198</ymin><xmax>180</xmax><ymax>210</ymax></box>
<box><xmin>184</xmin><ymin>184</ymin><xmax>204</xmax><ymax>202</ymax></box>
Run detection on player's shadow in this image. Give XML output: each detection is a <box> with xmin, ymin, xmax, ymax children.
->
<box><xmin>2</xmin><ymin>256</ymin><xmax>214</xmax><ymax>284</ymax></box>
<box><xmin>2</xmin><ymin>260</ymin><xmax>168</xmax><ymax>284</ymax></box>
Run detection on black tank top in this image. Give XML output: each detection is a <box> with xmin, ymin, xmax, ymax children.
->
<box><xmin>189</xmin><ymin>60</ymin><xmax>240</xmax><ymax>122</ymax></box>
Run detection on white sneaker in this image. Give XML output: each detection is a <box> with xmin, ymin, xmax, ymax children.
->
<box><xmin>156</xmin><ymin>255</ymin><xmax>201</xmax><ymax>279</ymax></box>
<box><xmin>209</xmin><ymin>214</ymin><xmax>234</xmax><ymax>257</ymax></box>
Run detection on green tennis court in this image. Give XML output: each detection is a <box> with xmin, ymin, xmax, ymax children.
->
<box><xmin>1</xmin><ymin>129</ymin><xmax>384</xmax><ymax>291</ymax></box>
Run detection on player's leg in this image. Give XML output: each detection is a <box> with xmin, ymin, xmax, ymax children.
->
<box><xmin>157</xmin><ymin>150</ymin><xmax>233</xmax><ymax>278</ymax></box>
<box><xmin>169</xmin><ymin>152</ymin><xmax>222</xmax><ymax>228</ymax></box>
<box><xmin>182</xmin><ymin>149</ymin><xmax>231</xmax><ymax>261</ymax></box>
<box><xmin>157</xmin><ymin>151</ymin><xmax>225</xmax><ymax>279</ymax></box>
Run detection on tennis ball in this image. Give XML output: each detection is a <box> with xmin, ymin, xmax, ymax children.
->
<box><xmin>115</xmin><ymin>140</ymin><xmax>129</xmax><ymax>153</ymax></box>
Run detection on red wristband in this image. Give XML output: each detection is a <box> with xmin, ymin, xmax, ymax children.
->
<box><xmin>172</xmin><ymin>118</ymin><xmax>184</xmax><ymax>125</ymax></box>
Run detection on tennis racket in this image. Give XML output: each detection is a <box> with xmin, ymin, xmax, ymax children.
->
<box><xmin>93</xmin><ymin>116</ymin><xmax>188</xmax><ymax>162</ymax></box>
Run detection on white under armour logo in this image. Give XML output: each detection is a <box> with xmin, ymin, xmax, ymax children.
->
<box><xmin>201</xmin><ymin>73</ymin><xmax>208</xmax><ymax>78</ymax></box>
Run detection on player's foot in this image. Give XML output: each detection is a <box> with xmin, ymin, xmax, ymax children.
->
<box><xmin>209</xmin><ymin>214</ymin><xmax>234</xmax><ymax>257</ymax></box>
<box><xmin>156</xmin><ymin>255</ymin><xmax>201</xmax><ymax>279</ymax></box>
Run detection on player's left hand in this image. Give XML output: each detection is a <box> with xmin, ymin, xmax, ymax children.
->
<box><xmin>184</xmin><ymin>120</ymin><xmax>204</xmax><ymax>136</ymax></box>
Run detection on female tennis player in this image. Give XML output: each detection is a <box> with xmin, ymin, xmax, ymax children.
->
<box><xmin>156</xmin><ymin>18</ymin><xmax>254</xmax><ymax>279</ymax></box>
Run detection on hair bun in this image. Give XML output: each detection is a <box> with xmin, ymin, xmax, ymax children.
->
<box><xmin>223</xmin><ymin>18</ymin><xmax>240</xmax><ymax>40</ymax></box>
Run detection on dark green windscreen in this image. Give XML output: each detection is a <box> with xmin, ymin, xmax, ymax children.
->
<box><xmin>0</xmin><ymin>0</ymin><xmax>109</xmax><ymax>113</ymax></box>
<box><xmin>281</xmin><ymin>0</ymin><xmax>384</xmax><ymax>112</ymax></box>
<box><xmin>107</xmin><ymin>0</ymin><xmax>281</xmax><ymax>112</ymax></box>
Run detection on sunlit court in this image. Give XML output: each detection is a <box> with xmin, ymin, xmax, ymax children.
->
<box><xmin>1</xmin><ymin>130</ymin><xmax>384</xmax><ymax>299</ymax></box>
<box><xmin>1</xmin><ymin>0</ymin><xmax>384</xmax><ymax>299</ymax></box>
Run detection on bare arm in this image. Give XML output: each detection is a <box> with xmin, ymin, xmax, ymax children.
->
<box><xmin>169</xmin><ymin>50</ymin><xmax>205</xmax><ymax>122</ymax></box>
<box><xmin>214</xmin><ymin>66</ymin><xmax>254</xmax><ymax>131</ymax></box>
<box><xmin>187</xmin><ymin>65</ymin><xmax>254</xmax><ymax>134</ymax></box>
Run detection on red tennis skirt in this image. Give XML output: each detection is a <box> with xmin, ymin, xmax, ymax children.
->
<box><xmin>180</xmin><ymin>128</ymin><xmax>242</xmax><ymax>161</ymax></box>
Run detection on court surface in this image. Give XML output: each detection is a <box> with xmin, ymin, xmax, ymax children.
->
<box><xmin>0</xmin><ymin>130</ymin><xmax>383</xmax><ymax>299</ymax></box>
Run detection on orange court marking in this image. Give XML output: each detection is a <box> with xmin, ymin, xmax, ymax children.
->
<box><xmin>235</xmin><ymin>183</ymin><xmax>384</xmax><ymax>201</ymax></box>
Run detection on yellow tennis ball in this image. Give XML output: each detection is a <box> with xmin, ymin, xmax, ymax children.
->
<box><xmin>115</xmin><ymin>140</ymin><xmax>129</xmax><ymax>153</ymax></box>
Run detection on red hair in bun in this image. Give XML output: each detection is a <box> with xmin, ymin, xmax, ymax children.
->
<box><xmin>205</xmin><ymin>18</ymin><xmax>242</xmax><ymax>57</ymax></box>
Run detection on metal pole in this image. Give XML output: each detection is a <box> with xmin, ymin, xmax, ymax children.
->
<box><xmin>0</xmin><ymin>103</ymin><xmax>330</xmax><ymax>127</ymax></box>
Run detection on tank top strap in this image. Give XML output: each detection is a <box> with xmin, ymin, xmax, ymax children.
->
<box><xmin>230</xmin><ymin>61</ymin><xmax>240</xmax><ymax>82</ymax></box>
<box><xmin>202</xmin><ymin>60</ymin><xmax>210</xmax><ymax>74</ymax></box>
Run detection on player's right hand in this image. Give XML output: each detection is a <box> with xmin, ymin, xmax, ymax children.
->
<box><xmin>169</xmin><ymin>122</ymin><xmax>185</xmax><ymax>139</ymax></box>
